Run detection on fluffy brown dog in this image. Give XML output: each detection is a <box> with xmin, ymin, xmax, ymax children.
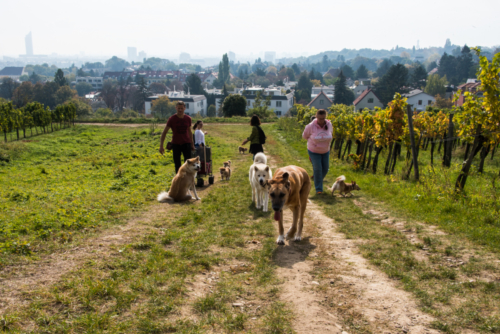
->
<box><xmin>331</xmin><ymin>175</ymin><xmax>361</xmax><ymax>197</ymax></box>
<box><xmin>266</xmin><ymin>166</ymin><xmax>311</xmax><ymax>245</ymax></box>
<box><xmin>223</xmin><ymin>160</ymin><xmax>231</xmax><ymax>168</ymax></box>
<box><xmin>157</xmin><ymin>157</ymin><xmax>201</xmax><ymax>202</ymax></box>
<box><xmin>238</xmin><ymin>146</ymin><xmax>248</xmax><ymax>154</ymax></box>
<box><xmin>219</xmin><ymin>166</ymin><xmax>231</xmax><ymax>180</ymax></box>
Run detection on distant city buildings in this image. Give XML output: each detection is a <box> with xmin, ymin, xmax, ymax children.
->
<box><xmin>103</xmin><ymin>70</ymin><xmax>189</xmax><ymax>84</ymax></box>
<box><xmin>127</xmin><ymin>47</ymin><xmax>137</xmax><ymax>62</ymax></box>
<box><xmin>264</xmin><ymin>51</ymin><xmax>276</xmax><ymax>64</ymax></box>
<box><xmin>75</xmin><ymin>76</ymin><xmax>104</xmax><ymax>89</ymax></box>
<box><xmin>179</xmin><ymin>52</ymin><xmax>191</xmax><ymax>63</ymax></box>
<box><xmin>25</xmin><ymin>32</ymin><xmax>33</xmax><ymax>56</ymax></box>
<box><xmin>138</xmin><ymin>51</ymin><xmax>147</xmax><ymax>61</ymax></box>
<box><xmin>228</xmin><ymin>51</ymin><xmax>236</xmax><ymax>62</ymax></box>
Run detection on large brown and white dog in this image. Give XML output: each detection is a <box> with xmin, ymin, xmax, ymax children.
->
<box><xmin>157</xmin><ymin>157</ymin><xmax>201</xmax><ymax>202</ymax></box>
<box><xmin>266</xmin><ymin>166</ymin><xmax>311</xmax><ymax>245</ymax></box>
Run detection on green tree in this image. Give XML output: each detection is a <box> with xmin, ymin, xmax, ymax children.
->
<box><xmin>207</xmin><ymin>104</ymin><xmax>216</xmax><ymax>117</ymax></box>
<box><xmin>247</xmin><ymin>91</ymin><xmax>272</xmax><ymax>118</ymax></box>
<box><xmin>376</xmin><ymin>59</ymin><xmax>393</xmax><ymax>78</ymax></box>
<box><xmin>54</xmin><ymin>69</ymin><xmax>67</xmax><ymax>87</ymax></box>
<box><xmin>0</xmin><ymin>78</ymin><xmax>20</xmax><ymax>100</ymax></box>
<box><xmin>333</xmin><ymin>71</ymin><xmax>355</xmax><ymax>105</ymax></box>
<box><xmin>75</xmin><ymin>82</ymin><xmax>93</xmax><ymax>97</ymax></box>
<box><xmin>151</xmin><ymin>96</ymin><xmax>176</xmax><ymax>119</ymax></box>
<box><xmin>424</xmin><ymin>74</ymin><xmax>447</xmax><ymax>97</ymax></box>
<box><xmin>292</xmin><ymin>63</ymin><xmax>300</xmax><ymax>75</ymax></box>
<box><xmin>340</xmin><ymin>64</ymin><xmax>354</xmax><ymax>78</ymax></box>
<box><xmin>355</xmin><ymin>64</ymin><xmax>369</xmax><ymax>79</ymax></box>
<box><xmin>374</xmin><ymin>64</ymin><xmax>409</xmax><ymax>105</ymax></box>
<box><xmin>12</xmin><ymin>82</ymin><xmax>34</xmax><ymax>108</ymax></box>
<box><xmin>222</xmin><ymin>94</ymin><xmax>246</xmax><ymax>117</ymax></box>
<box><xmin>55</xmin><ymin>86</ymin><xmax>76</xmax><ymax>105</ymax></box>
<box><xmin>95</xmin><ymin>108</ymin><xmax>113</xmax><ymax>118</ymax></box>
<box><xmin>411</xmin><ymin>65</ymin><xmax>428</xmax><ymax>88</ymax></box>
<box><xmin>66</xmin><ymin>97</ymin><xmax>92</xmax><ymax>118</ymax></box>
<box><xmin>105</xmin><ymin>56</ymin><xmax>130</xmax><ymax>71</ymax></box>
<box><xmin>184</xmin><ymin>73</ymin><xmax>205</xmax><ymax>95</ymax></box>
<box><xmin>29</xmin><ymin>71</ymin><xmax>42</xmax><ymax>84</ymax></box>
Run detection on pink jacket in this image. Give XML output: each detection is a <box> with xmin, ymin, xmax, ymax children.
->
<box><xmin>302</xmin><ymin>119</ymin><xmax>333</xmax><ymax>154</ymax></box>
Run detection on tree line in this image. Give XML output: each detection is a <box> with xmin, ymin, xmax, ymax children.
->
<box><xmin>0</xmin><ymin>101</ymin><xmax>76</xmax><ymax>142</ymax></box>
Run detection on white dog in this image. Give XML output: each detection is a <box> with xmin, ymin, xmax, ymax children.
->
<box><xmin>249</xmin><ymin>152</ymin><xmax>272</xmax><ymax>212</ymax></box>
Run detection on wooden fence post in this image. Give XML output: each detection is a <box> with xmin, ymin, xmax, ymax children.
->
<box><xmin>406</xmin><ymin>105</ymin><xmax>419</xmax><ymax>181</ymax></box>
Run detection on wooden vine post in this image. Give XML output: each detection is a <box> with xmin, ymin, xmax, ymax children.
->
<box><xmin>406</xmin><ymin>105</ymin><xmax>419</xmax><ymax>181</ymax></box>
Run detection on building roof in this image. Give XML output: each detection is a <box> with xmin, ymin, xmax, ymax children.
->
<box><xmin>353</xmin><ymin>88</ymin><xmax>380</xmax><ymax>106</ymax></box>
<box><xmin>0</xmin><ymin>67</ymin><xmax>24</xmax><ymax>76</ymax></box>
<box><xmin>324</xmin><ymin>68</ymin><xmax>341</xmax><ymax>78</ymax></box>
<box><xmin>307</xmin><ymin>91</ymin><xmax>333</xmax><ymax>107</ymax></box>
<box><xmin>403</xmin><ymin>89</ymin><xmax>435</xmax><ymax>99</ymax></box>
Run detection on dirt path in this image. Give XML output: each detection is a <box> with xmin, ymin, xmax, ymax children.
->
<box><xmin>268</xmin><ymin>157</ymin><xmax>440</xmax><ymax>333</ymax></box>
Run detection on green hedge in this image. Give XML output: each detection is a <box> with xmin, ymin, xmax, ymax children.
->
<box><xmin>76</xmin><ymin>116</ymin><xmax>278</xmax><ymax>124</ymax></box>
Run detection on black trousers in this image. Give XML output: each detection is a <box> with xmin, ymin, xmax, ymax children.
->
<box><xmin>172</xmin><ymin>143</ymin><xmax>192</xmax><ymax>173</ymax></box>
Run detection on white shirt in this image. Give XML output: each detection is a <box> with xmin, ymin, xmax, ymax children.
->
<box><xmin>194</xmin><ymin>129</ymin><xmax>205</xmax><ymax>145</ymax></box>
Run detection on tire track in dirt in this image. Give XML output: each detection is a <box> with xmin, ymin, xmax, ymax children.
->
<box><xmin>268</xmin><ymin>156</ymin><xmax>440</xmax><ymax>333</ymax></box>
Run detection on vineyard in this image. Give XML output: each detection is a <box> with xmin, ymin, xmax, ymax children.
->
<box><xmin>0</xmin><ymin>101</ymin><xmax>76</xmax><ymax>143</ymax></box>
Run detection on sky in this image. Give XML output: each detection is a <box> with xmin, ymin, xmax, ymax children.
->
<box><xmin>1</xmin><ymin>0</ymin><xmax>499</xmax><ymax>60</ymax></box>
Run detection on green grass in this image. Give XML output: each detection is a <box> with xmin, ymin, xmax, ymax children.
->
<box><xmin>1</xmin><ymin>124</ymin><xmax>292</xmax><ymax>333</ymax></box>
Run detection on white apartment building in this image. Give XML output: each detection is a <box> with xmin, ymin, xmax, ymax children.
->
<box><xmin>76</xmin><ymin>76</ymin><xmax>104</xmax><ymax>89</ymax></box>
<box><xmin>145</xmin><ymin>91</ymin><xmax>207</xmax><ymax>116</ymax></box>
<box><xmin>215</xmin><ymin>86</ymin><xmax>294</xmax><ymax>117</ymax></box>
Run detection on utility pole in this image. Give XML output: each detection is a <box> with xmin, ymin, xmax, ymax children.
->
<box><xmin>406</xmin><ymin>105</ymin><xmax>419</xmax><ymax>181</ymax></box>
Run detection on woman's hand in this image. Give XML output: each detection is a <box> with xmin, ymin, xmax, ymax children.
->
<box><xmin>204</xmin><ymin>131</ymin><xmax>208</xmax><ymax>135</ymax></box>
<box><xmin>242</xmin><ymin>140</ymin><xmax>248</xmax><ymax>145</ymax></box>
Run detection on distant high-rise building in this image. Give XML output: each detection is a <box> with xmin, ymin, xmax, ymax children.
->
<box><xmin>228</xmin><ymin>51</ymin><xmax>236</xmax><ymax>62</ymax></box>
<box><xmin>25</xmin><ymin>32</ymin><xmax>33</xmax><ymax>56</ymax></box>
<box><xmin>179</xmin><ymin>52</ymin><xmax>191</xmax><ymax>63</ymax></box>
<box><xmin>127</xmin><ymin>47</ymin><xmax>137</xmax><ymax>61</ymax></box>
<box><xmin>264</xmin><ymin>51</ymin><xmax>276</xmax><ymax>64</ymax></box>
<box><xmin>138</xmin><ymin>51</ymin><xmax>147</xmax><ymax>62</ymax></box>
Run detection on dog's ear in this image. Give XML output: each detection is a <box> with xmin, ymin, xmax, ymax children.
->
<box><xmin>352</xmin><ymin>181</ymin><xmax>356</xmax><ymax>185</ymax></box>
<box><xmin>254</xmin><ymin>166</ymin><xmax>259</xmax><ymax>172</ymax></box>
<box><xmin>265</xmin><ymin>166</ymin><xmax>269</xmax><ymax>172</ymax></box>
<box><xmin>282</xmin><ymin>172</ymin><xmax>289</xmax><ymax>182</ymax></box>
<box><xmin>285</xmin><ymin>180</ymin><xmax>291</xmax><ymax>190</ymax></box>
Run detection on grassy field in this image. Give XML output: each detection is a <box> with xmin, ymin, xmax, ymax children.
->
<box><xmin>2</xmin><ymin>121</ymin><xmax>500</xmax><ymax>333</ymax></box>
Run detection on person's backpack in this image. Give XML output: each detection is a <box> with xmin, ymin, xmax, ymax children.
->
<box><xmin>256</xmin><ymin>126</ymin><xmax>266</xmax><ymax>144</ymax></box>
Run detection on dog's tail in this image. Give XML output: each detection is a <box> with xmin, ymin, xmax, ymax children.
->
<box><xmin>254</xmin><ymin>152</ymin><xmax>267</xmax><ymax>164</ymax></box>
<box><xmin>331</xmin><ymin>176</ymin><xmax>345</xmax><ymax>195</ymax></box>
<box><xmin>227</xmin><ymin>160</ymin><xmax>231</xmax><ymax>167</ymax></box>
<box><xmin>336</xmin><ymin>175</ymin><xmax>346</xmax><ymax>182</ymax></box>
<box><xmin>157</xmin><ymin>191</ymin><xmax>171</xmax><ymax>203</ymax></box>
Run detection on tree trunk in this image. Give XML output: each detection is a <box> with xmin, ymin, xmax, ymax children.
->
<box><xmin>338</xmin><ymin>139</ymin><xmax>344</xmax><ymax>159</ymax></box>
<box><xmin>361</xmin><ymin>140</ymin><xmax>370</xmax><ymax>169</ymax></box>
<box><xmin>464</xmin><ymin>142</ymin><xmax>471</xmax><ymax>160</ymax></box>
<box><xmin>347</xmin><ymin>140</ymin><xmax>352</xmax><ymax>155</ymax></box>
<box><xmin>372</xmin><ymin>146</ymin><xmax>383</xmax><ymax>173</ymax></box>
<box><xmin>23</xmin><ymin>128</ymin><xmax>26</xmax><ymax>138</ymax></box>
<box><xmin>438</xmin><ymin>136</ymin><xmax>443</xmax><ymax>153</ymax></box>
<box><xmin>334</xmin><ymin>137</ymin><xmax>341</xmax><ymax>150</ymax></box>
<box><xmin>430</xmin><ymin>141</ymin><xmax>436</xmax><ymax>165</ymax></box>
<box><xmin>342</xmin><ymin>139</ymin><xmax>350</xmax><ymax>160</ymax></box>
<box><xmin>442</xmin><ymin>114</ymin><xmax>454</xmax><ymax>167</ymax></box>
<box><xmin>478</xmin><ymin>145</ymin><xmax>491</xmax><ymax>173</ymax></box>
<box><xmin>16</xmin><ymin>129</ymin><xmax>19</xmax><ymax>141</ymax></box>
<box><xmin>384</xmin><ymin>142</ymin><xmax>394</xmax><ymax>175</ymax></box>
<box><xmin>456</xmin><ymin>125</ymin><xmax>483</xmax><ymax>191</ymax></box>
<box><xmin>356</xmin><ymin>140</ymin><xmax>362</xmax><ymax>155</ymax></box>
<box><xmin>391</xmin><ymin>142</ymin><xmax>399</xmax><ymax>173</ymax></box>
<box><xmin>365</xmin><ymin>141</ymin><xmax>374</xmax><ymax>171</ymax></box>
<box><xmin>3</xmin><ymin>131</ymin><xmax>6</xmax><ymax>143</ymax></box>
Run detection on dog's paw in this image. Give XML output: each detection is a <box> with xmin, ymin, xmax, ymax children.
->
<box><xmin>276</xmin><ymin>235</ymin><xmax>285</xmax><ymax>245</ymax></box>
<box><xmin>294</xmin><ymin>235</ymin><xmax>302</xmax><ymax>242</ymax></box>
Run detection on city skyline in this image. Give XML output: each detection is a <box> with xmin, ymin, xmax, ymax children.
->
<box><xmin>1</xmin><ymin>0</ymin><xmax>499</xmax><ymax>59</ymax></box>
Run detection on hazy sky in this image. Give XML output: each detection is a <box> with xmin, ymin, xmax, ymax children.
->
<box><xmin>1</xmin><ymin>0</ymin><xmax>498</xmax><ymax>59</ymax></box>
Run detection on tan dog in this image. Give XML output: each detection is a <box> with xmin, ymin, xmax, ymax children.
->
<box><xmin>219</xmin><ymin>166</ymin><xmax>231</xmax><ymax>180</ymax></box>
<box><xmin>223</xmin><ymin>160</ymin><xmax>231</xmax><ymax>168</ymax></box>
<box><xmin>266</xmin><ymin>166</ymin><xmax>311</xmax><ymax>245</ymax></box>
<box><xmin>157</xmin><ymin>157</ymin><xmax>201</xmax><ymax>202</ymax></box>
<box><xmin>238</xmin><ymin>146</ymin><xmax>248</xmax><ymax>154</ymax></box>
<box><xmin>331</xmin><ymin>175</ymin><xmax>361</xmax><ymax>197</ymax></box>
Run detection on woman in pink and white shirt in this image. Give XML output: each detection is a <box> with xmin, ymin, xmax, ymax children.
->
<box><xmin>302</xmin><ymin>109</ymin><xmax>333</xmax><ymax>194</ymax></box>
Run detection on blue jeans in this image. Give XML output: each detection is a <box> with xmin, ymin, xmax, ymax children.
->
<box><xmin>308</xmin><ymin>150</ymin><xmax>330</xmax><ymax>192</ymax></box>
